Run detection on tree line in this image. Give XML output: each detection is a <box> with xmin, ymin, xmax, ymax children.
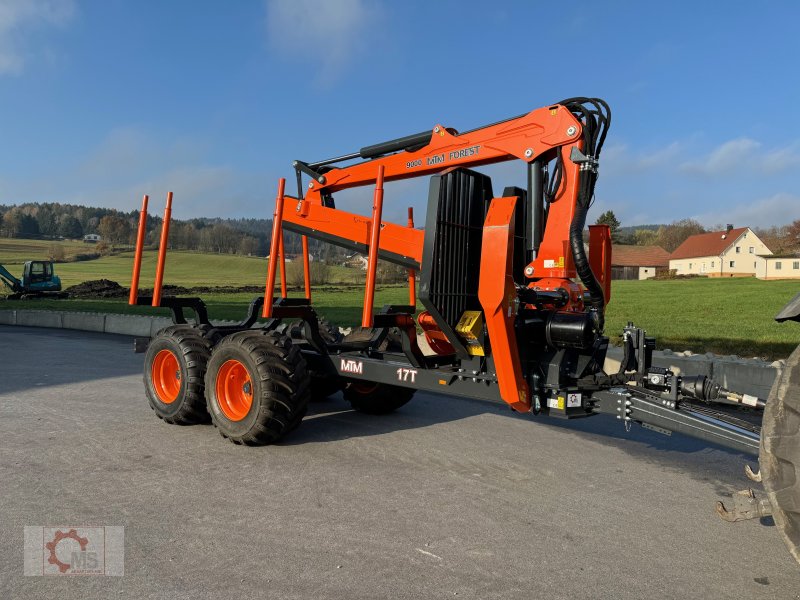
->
<box><xmin>0</xmin><ymin>202</ymin><xmax>349</xmax><ymax>260</ymax></box>
<box><xmin>3</xmin><ymin>202</ymin><xmax>797</xmax><ymax>260</ymax></box>
<box><xmin>595</xmin><ymin>210</ymin><xmax>800</xmax><ymax>254</ymax></box>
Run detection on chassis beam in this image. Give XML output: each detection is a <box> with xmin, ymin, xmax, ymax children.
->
<box><xmin>592</xmin><ymin>387</ymin><xmax>760</xmax><ymax>455</ymax></box>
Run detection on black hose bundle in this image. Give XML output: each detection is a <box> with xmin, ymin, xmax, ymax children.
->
<box><xmin>555</xmin><ymin>97</ymin><xmax>611</xmax><ymax>329</ymax></box>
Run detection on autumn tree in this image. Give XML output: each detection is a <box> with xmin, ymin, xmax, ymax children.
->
<box><xmin>98</xmin><ymin>215</ymin><xmax>132</xmax><ymax>244</ymax></box>
<box><xmin>655</xmin><ymin>219</ymin><xmax>706</xmax><ymax>253</ymax></box>
<box><xmin>238</xmin><ymin>235</ymin><xmax>259</xmax><ymax>256</ymax></box>
<box><xmin>784</xmin><ymin>219</ymin><xmax>800</xmax><ymax>252</ymax></box>
<box><xmin>633</xmin><ymin>228</ymin><xmax>658</xmax><ymax>246</ymax></box>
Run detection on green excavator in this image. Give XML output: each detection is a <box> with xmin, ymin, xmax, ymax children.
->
<box><xmin>0</xmin><ymin>260</ymin><xmax>65</xmax><ymax>299</ymax></box>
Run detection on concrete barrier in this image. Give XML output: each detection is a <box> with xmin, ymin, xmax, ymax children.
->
<box><xmin>712</xmin><ymin>357</ymin><xmax>784</xmax><ymax>400</ymax></box>
<box><xmin>103</xmin><ymin>314</ymin><xmax>163</xmax><ymax>337</ymax></box>
<box><xmin>0</xmin><ymin>309</ymin><xmax>239</xmax><ymax>338</ymax></box>
<box><xmin>16</xmin><ymin>310</ymin><xmax>62</xmax><ymax>329</ymax></box>
<box><xmin>62</xmin><ymin>312</ymin><xmax>106</xmax><ymax>333</ymax></box>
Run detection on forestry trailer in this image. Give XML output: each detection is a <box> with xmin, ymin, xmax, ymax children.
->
<box><xmin>128</xmin><ymin>98</ymin><xmax>800</xmax><ymax>566</ymax></box>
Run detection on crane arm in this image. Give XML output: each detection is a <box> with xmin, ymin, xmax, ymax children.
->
<box><xmin>0</xmin><ymin>264</ymin><xmax>22</xmax><ymax>293</ymax></box>
<box><xmin>282</xmin><ymin>98</ymin><xmax>610</xmax><ymax>313</ymax></box>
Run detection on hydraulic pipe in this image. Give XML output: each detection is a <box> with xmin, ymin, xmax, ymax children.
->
<box><xmin>528</xmin><ymin>159</ymin><xmax>544</xmax><ymax>260</ymax></box>
<box><xmin>152</xmin><ymin>192</ymin><xmax>172</xmax><ymax>307</ymax></box>
<box><xmin>362</xmin><ymin>166</ymin><xmax>385</xmax><ymax>328</ymax></box>
<box><xmin>302</xmin><ymin>235</ymin><xmax>311</xmax><ymax>300</ymax></box>
<box><xmin>407</xmin><ymin>207</ymin><xmax>416</xmax><ymax>307</ymax></box>
<box><xmin>129</xmin><ymin>194</ymin><xmax>149</xmax><ymax>305</ymax></box>
<box><xmin>262</xmin><ymin>178</ymin><xmax>286</xmax><ymax>318</ymax></box>
<box><xmin>359</xmin><ymin>130</ymin><xmax>432</xmax><ymax>160</ymax></box>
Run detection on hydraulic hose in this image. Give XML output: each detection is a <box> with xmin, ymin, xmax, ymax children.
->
<box><xmin>557</xmin><ymin>97</ymin><xmax>611</xmax><ymax>329</ymax></box>
<box><xmin>570</xmin><ymin>195</ymin><xmax>604</xmax><ymax>314</ymax></box>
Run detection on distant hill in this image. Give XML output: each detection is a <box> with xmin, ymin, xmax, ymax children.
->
<box><xmin>618</xmin><ymin>224</ymin><xmax>663</xmax><ymax>236</ymax></box>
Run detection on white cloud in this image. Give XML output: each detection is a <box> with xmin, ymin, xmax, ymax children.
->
<box><xmin>762</xmin><ymin>143</ymin><xmax>800</xmax><ymax>173</ymax></box>
<box><xmin>680</xmin><ymin>138</ymin><xmax>800</xmax><ymax>176</ymax></box>
<box><xmin>97</xmin><ymin>165</ymin><xmax>242</xmax><ymax>219</ymax></box>
<box><xmin>0</xmin><ymin>0</ymin><xmax>74</xmax><ymax>74</ymax></box>
<box><xmin>264</xmin><ymin>0</ymin><xmax>377</xmax><ymax>85</ymax></box>
<box><xmin>691</xmin><ymin>192</ymin><xmax>800</xmax><ymax>229</ymax></box>
<box><xmin>600</xmin><ymin>140</ymin><xmax>683</xmax><ymax>177</ymax></box>
<box><xmin>0</xmin><ymin>126</ymin><xmax>267</xmax><ymax>218</ymax></box>
<box><xmin>605</xmin><ymin>136</ymin><xmax>800</xmax><ymax>180</ymax></box>
<box><xmin>680</xmin><ymin>138</ymin><xmax>761</xmax><ymax>175</ymax></box>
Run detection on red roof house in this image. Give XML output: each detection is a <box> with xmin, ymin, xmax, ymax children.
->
<box><xmin>610</xmin><ymin>245</ymin><xmax>670</xmax><ymax>280</ymax></box>
<box><xmin>669</xmin><ymin>226</ymin><xmax>772</xmax><ymax>277</ymax></box>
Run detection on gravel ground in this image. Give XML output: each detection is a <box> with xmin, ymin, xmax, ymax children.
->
<box><xmin>1</xmin><ymin>325</ymin><xmax>798</xmax><ymax>599</ymax></box>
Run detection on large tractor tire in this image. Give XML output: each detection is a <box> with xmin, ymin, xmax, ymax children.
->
<box><xmin>343</xmin><ymin>382</ymin><xmax>415</xmax><ymax>415</ymax></box>
<box><xmin>205</xmin><ymin>331</ymin><xmax>311</xmax><ymax>445</ymax></box>
<box><xmin>760</xmin><ymin>343</ymin><xmax>800</xmax><ymax>566</ymax></box>
<box><xmin>143</xmin><ymin>325</ymin><xmax>211</xmax><ymax>424</ymax></box>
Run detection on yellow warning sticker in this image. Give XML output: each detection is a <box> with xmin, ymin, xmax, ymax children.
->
<box><xmin>557</xmin><ymin>256</ymin><xmax>564</xmax><ymax>268</ymax></box>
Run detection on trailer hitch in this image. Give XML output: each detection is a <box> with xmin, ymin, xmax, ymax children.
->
<box><xmin>716</xmin><ymin>488</ymin><xmax>773</xmax><ymax>522</ymax></box>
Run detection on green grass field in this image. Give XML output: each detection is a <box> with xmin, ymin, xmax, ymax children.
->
<box><xmin>0</xmin><ymin>238</ymin><xmax>89</xmax><ymax>265</ymax></box>
<box><xmin>2</xmin><ymin>242</ymin><xmax>363</xmax><ymax>288</ymax></box>
<box><xmin>2</xmin><ymin>239</ymin><xmax>798</xmax><ymax>359</ymax></box>
<box><xmin>56</xmin><ymin>250</ymin><xmax>270</xmax><ymax>288</ymax></box>
<box><xmin>603</xmin><ymin>278</ymin><xmax>798</xmax><ymax>359</ymax></box>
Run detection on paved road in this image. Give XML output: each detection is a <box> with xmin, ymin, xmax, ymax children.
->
<box><xmin>1</xmin><ymin>325</ymin><xmax>798</xmax><ymax>599</ymax></box>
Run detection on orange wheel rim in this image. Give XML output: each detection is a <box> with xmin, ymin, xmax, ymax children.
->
<box><xmin>216</xmin><ymin>359</ymin><xmax>253</xmax><ymax>421</ymax></box>
<box><xmin>152</xmin><ymin>349</ymin><xmax>181</xmax><ymax>404</ymax></box>
<box><xmin>350</xmin><ymin>382</ymin><xmax>379</xmax><ymax>395</ymax></box>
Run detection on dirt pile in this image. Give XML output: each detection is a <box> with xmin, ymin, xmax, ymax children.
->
<box><xmin>65</xmin><ymin>279</ymin><xmax>128</xmax><ymax>298</ymax></box>
<box><xmin>64</xmin><ymin>279</ymin><xmax>267</xmax><ymax>299</ymax></box>
<box><xmin>138</xmin><ymin>284</ymin><xmax>191</xmax><ymax>296</ymax></box>
<box><xmin>189</xmin><ymin>285</ymin><xmax>263</xmax><ymax>294</ymax></box>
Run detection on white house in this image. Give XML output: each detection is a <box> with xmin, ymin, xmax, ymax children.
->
<box><xmin>83</xmin><ymin>233</ymin><xmax>102</xmax><ymax>243</ymax></box>
<box><xmin>756</xmin><ymin>255</ymin><xmax>800</xmax><ymax>280</ymax></box>
<box><xmin>669</xmin><ymin>226</ymin><xmax>772</xmax><ymax>277</ymax></box>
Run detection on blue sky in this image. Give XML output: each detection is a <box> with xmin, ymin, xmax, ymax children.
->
<box><xmin>1</xmin><ymin>0</ymin><xmax>798</xmax><ymax>228</ymax></box>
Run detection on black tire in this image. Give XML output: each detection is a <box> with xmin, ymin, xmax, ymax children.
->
<box><xmin>760</xmin><ymin>342</ymin><xmax>800</xmax><ymax>566</ymax></box>
<box><xmin>143</xmin><ymin>325</ymin><xmax>211</xmax><ymax>424</ymax></box>
<box><xmin>205</xmin><ymin>330</ymin><xmax>311</xmax><ymax>445</ymax></box>
<box><xmin>343</xmin><ymin>382</ymin><xmax>415</xmax><ymax>415</ymax></box>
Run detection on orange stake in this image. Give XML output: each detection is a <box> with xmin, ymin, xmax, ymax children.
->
<box><xmin>407</xmin><ymin>207</ymin><xmax>416</xmax><ymax>308</ymax></box>
<box><xmin>301</xmin><ymin>235</ymin><xmax>311</xmax><ymax>300</ymax></box>
<box><xmin>129</xmin><ymin>194</ymin><xmax>149</xmax><ymax>305</ymax></box>
<box><xmin>362</xmin><ymin>166</ymin><xmax>385</xmax><ymax>328</ymax></box>
<box><xmin>279</xmin><ymin>229</ymin><xmax>287</xmax><ymax>298</ymax></box>
<box><xmin>152</xmin><ymin>192</ymin><xmax>173</xmax><ymax>307</ymax></box>
<box><xmin>262</xmin><ymin>179</ymin><xmax>286</xmax><ymax>318</ymax></box>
